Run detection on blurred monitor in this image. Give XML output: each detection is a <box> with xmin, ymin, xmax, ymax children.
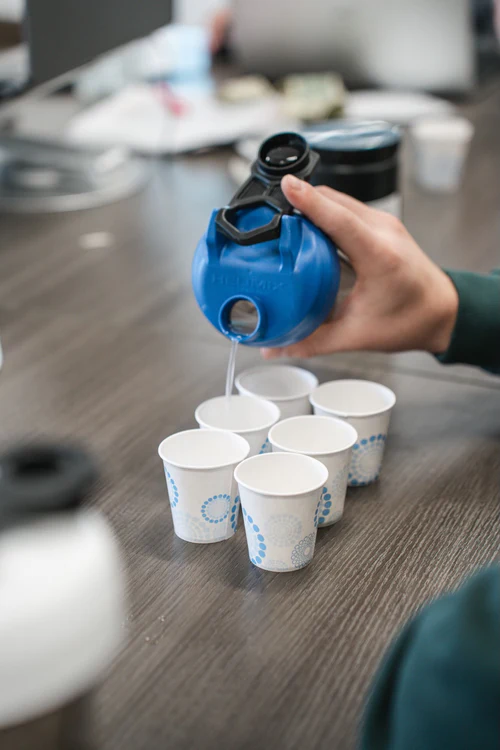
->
<box><xmin>26</xmin><ymin>0</ymin><xmax>172</xmax><ymax>87</ymax></box>
<box><xmin>231</xmin><ymin>0</ymin><xmax>476</xmax><ymax>92</ymax></box>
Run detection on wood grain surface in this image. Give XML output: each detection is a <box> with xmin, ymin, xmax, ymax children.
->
<box><xmin>0</xmin><ymin>82</ymin><xmax>499</xmax><ymax>750</ymax></box>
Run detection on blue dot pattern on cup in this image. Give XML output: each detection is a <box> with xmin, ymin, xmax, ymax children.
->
<box><xmin>201</xmin><ymin>494</ymin><xmax>231</xmax><ymax>524</ymax></box>
<box><xmin>291</xmin><ymin>532</ymin><xmax>316</xmax><ymax>569</ymax></box>
<box><xmin>165</xmin><ymin>469</ymin><xmax>179</xmax><ymax>508</ymax></box>
<box><xmin>349</xmin><ymin>434</ymin><xmax>387</xmax><ymax>486</ymax></box>
<box><xmin>314</xmin><ymin>499</ymin><xmax>321</xmax><ymax>528</ymax></box>
<box><xmin>264</xmin><ymin>514</ymin><xmax>303</xmax><ymax>547</ymax></box>
<box><xmin>318</xmin><ymin>487</ymin><xmax>331</xmax><ymax>525</ymax></box>
<box><xmin>230</xmin><ymin>496</ymin><xmax>240</xmax><ymax>532</ymax></box>
<box><xmin>259</xmin><ymin>437</ymin><xmax>271</xmax><ymax>455</ymax></box>
<box><xmin>242</xmin><ymin>508</ymin><xmax>267</xmax><ymax>566</ymax></box>
<box><xmin>318</xmin><ymin>466</ymin><xmax>348</xmax><ymax>526</ymax></box>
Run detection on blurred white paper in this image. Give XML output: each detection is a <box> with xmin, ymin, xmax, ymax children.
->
<box><xmin>67</xmin><ymin>84</ymin><xmax>293</xmax><ymax>154</ymax></box>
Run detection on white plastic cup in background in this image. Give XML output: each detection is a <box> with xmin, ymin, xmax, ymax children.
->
<box><xmin>411</xmin><ymin>116</ymin><xmax>474</xmax><ymax>193</ymax></box>
<box><xmin>195</xmin><ymin>395</ymin><xmax>280</xmax><ymax>456</ymax></box>
<box><xmin>269</xmin><ymin>415</ymin><xmax>357</xmax><ymax>527</ymax></box>
<box><xmin>234</xmin><ymin>452</ymin><xmax>328</xmax><ymax>572</ymax></box>
<box><xmin>158</xmin><ymin>429</ymin><xmax>250</xmax><ymax>544</ymax></box>
<box><xmin>235</xmin><ymin>365</ymin><xmax>318</xmax><ymax>419</ymax></box>
<box><xmin>310</xmin><ymin>380</ymin><xmax>396</xmax><ymax>487</ymax></box>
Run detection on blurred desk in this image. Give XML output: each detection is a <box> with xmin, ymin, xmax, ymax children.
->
<box><xmin>0</xmin><ymin>81</ymin><xmax>499</xmax><ymax>750</ymax></box>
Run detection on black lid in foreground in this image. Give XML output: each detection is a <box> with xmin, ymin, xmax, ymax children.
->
<box><xmin>0</xmin><ymin>443</ymin><xmax>98</xmax><ymax>525</ymax></box>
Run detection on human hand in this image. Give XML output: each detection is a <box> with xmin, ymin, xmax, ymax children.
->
<box><xmin>262</xmin><ymin>175</ymin><xmax>459</xmax><ymax>359</ymax></box>
<box><xmin>209</xmin><ymin>8</ymin><xmax>232</xmax><ymax>55</ymax></box>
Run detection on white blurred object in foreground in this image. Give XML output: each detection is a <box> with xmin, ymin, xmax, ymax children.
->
<box><xmin>0</xmin><ymin>444</ymin><xmax>125</xmax><ymax>747</ymax></box>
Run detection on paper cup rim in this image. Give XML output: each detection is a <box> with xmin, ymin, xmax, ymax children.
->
<box><xmin>195</xmin><ymin>395</ymin><xmax>280</xmax><ymax>434</ymax></box>
<box><xmin>234</xmin><ymin>452</ymin><xmax>328</xmax><ymax>497</ymax></box>
<box><xmin>158</xmin><ymin>429</ymin><xmax>250</xmax><ymax>471</ymax></box>
<box><xmin>235</xmin><ymin>365</ymin><xmax>319</xmax><ymax>402</ymax></box>
<box><xmin>309</xmin><ymin>379</ymin><xmax>396</xmax><ymax>419</ymax></box>
<box><xmin>269</xmin><ymin>415</ymin><xmax>357</xmax><ymax>456</ymax></box>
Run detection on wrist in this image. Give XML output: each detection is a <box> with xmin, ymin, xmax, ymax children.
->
<box><xmin>427</xmin><ymin>272</ymin><xmax>459</xmax><ymax>354</ymax></box>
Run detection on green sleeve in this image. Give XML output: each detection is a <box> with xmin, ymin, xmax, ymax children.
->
<box><xmin>360</xmin><ymin>566</ymin><xmax>500</xmax><ymax>750</ymax></box>
<box><xmin>437</xmin><ymin>270</ymin><xmax>500</xmax><ymax>371</ymax></box>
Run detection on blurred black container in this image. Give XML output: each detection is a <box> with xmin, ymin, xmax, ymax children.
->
<box><xmin>305</xmin><ymin>121</ymin><xmax>402</xmax><ymax>217</ymax></box>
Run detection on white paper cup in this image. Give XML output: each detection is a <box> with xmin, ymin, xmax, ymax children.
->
<box><xmin>269</xmin><ymin>415</ymin><xmax>357</xmax><ymax>527</ymax></box>
<box><xmin>411</xmin><ymin>116</ymin><xmax>474</xmax><ymax>193</ymax></box>
<box><xmin>195</xmin><ymin>395</ymin><xmax>280</xmax><ymax>457</ymax></box>
<box><xmin>235</xmin><ymin>365</ymin><xmax>319</xmax><ymax>419</ymax></box>
<box><xmin>158</xmin><ymin>429</ymin><xmax>250</xmax><ymax>544</ymax></box>
<box><xmin>310</xmin><ymin>380</ymin><xmax>396</xmax><ymax>487</ymax></box>
<box><xmin>234</xmin><ymin>452</ymin><xmax>328</xmax><ymax>572</ymax></box>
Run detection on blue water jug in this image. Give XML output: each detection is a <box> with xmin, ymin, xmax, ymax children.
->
<box><xmin>192</xmin><ymin>132</ymin><xmax>340</xmax><ymax>347</ymax></box>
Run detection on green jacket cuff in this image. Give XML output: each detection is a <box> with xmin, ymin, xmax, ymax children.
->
<box><xmin>437</xmin><ymin>270</ymin><xmax>500</xmax><ymax>370</ymax></box>
<box><xmin>360</xmin><ymin>567</ymin><xmax>500</xmax><ymax>750</ymax></box>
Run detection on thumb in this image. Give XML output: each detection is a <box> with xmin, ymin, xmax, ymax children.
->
<box><xmin>282</xmin><ymin>175</ymin><xmax>374</xmax><ymax>268</ymax></box>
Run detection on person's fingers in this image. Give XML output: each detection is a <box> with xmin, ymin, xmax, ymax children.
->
<box><xmin>261</xmin><ymin>314</ymin><xmax>364</xmax><ymax>360</ymax></box>
<box><xmin>315</xmin><ymin>185</ymin><xmax>380</xmax><ymax>225</ymax></box>
<box><xmin>261</xmin><ymin>347</ymin><xmax>286</xmax><ymax>360</ymax></box>
<box><xmin>281</xmin><ymin>175</ymin><xmax>375</xmax><ymax>265</ymax></box>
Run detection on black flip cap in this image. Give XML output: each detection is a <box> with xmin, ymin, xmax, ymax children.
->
<box><xmin>256</xmin><ymin>132</ymin><xmax>312</xmax><ymax>178</ymax></box>
<box><xmin>216</xmin><ymin>131</ymin><xmax>319</xmax><ymax>246</ymax></box>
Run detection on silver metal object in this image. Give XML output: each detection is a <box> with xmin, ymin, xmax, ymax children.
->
<box><xmin>0</xmin><ymin>136</ymin><xmax>145</xmax><ymax>213</ymax></box>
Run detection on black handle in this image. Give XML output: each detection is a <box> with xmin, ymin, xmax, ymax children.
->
<box><xmin>216</xmin><ymin>196</ymin><xmax>284</xmax><ymax>246</ymax></box>
<box><xmin>215</xmin><ymin>132</ymin><xmax>319</xmax><ymax>246</ymax></box>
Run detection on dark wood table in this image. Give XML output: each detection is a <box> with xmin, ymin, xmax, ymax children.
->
<box><xmin>1</xmin><ymin>82</ymin><xmax>499</xmax><ymax>750</ymax></box>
